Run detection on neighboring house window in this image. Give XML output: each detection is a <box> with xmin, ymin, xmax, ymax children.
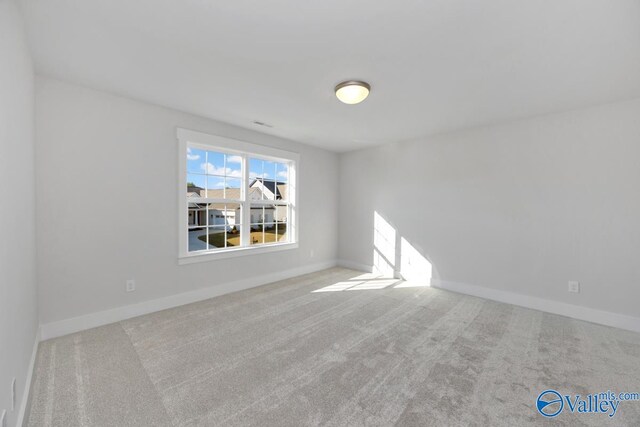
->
<box><xmin>178</xmin><ymin>128</ymin><xmax>298</xmax><ymax>262</ymax></box>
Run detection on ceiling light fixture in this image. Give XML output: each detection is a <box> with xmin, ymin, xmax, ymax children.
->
<box><xmin>335</xmin><ymin>80</ymin><xmax>371</xmax><ymax>105</ymax></box>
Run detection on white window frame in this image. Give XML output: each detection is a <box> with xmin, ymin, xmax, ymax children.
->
<box><xmin>177</xmin><ymin>128</ymin><xmax>299</xmax><ymax>264</ymax></box>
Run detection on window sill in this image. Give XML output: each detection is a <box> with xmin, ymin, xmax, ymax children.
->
<box><xmin>178</xmin><ymin>242</ymin><xmax>299</xmax><ymax>265</ymax></box>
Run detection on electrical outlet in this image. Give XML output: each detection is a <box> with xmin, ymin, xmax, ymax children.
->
<box><xmin>1</xmin><ymin>409</ymin><xmax>6</xmax><ymax>427</ymax></box>
<box><xmin>126</xmin><ymin>279</ymin><xmax>136</xmax><ymax>292</ymax></box>
<box><xmin>11</xmin><ymin>378</ymin><xmax>16</xmax><ymax>411</ymax></box>
<box><xmin>568</xmin><ymin>281</ymin><xmax>580</xmax><ymax>293</ymax></box>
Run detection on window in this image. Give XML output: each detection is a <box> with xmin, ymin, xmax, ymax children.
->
<box><xmin>178</xmin><ymin>128</ymin><xmax>298</xmax><ymax>263</ymax></box>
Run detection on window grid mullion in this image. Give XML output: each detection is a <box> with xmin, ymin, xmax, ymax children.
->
<box><xmin>241</xmin><ymin>155</ymin><xmax>250</xmax><ymax>247</ymax></box>
<box><xmin>191</xmin><ymin>198</ymin><xmax>242</xmax><ymax>204</ymax></box>
<box><xmin>205</xmin><ymin>151</ymin><xmax>210</xmax><ymax>249</ymax></box>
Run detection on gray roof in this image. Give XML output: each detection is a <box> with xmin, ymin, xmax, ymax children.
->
<box><xmin>187</xmin><ymin>179</ymin><xmax>288</xmax><ymax>205</ymax></box>
<box><xmin>250</xmin><ymin>178</ymin><xmax>287</xmax><ymax>200</ymax></box>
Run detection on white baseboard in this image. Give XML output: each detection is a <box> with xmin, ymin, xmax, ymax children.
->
<box><xmin>337</xmin><ymin>259</ymin><xmax>373</xmax><ymax>273</ymax></box>
<box><xmin>40</xmin><ymin>260</ymin><xmax>338</xmax><ymax>341</ymax></box>
<box><xmin>431</xmin><ymin>278</ymin><xmax>640</xmax><ymax>333</ymax></box>
<box><xmin>312</xmin><ymin>260</ymin><xmax>640</xmax><ymax>333</ymax></box>
<box><xmin>16</xmin><ymin>329</ymin><xmax>40</xmax><ymax>427</ymax></box>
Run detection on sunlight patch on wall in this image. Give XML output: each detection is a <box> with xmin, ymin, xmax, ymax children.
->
<box><xmin>316</xmin><ymin>211</ymin><xmax>434</xmax><ymax>292</ymax></box>
<box><xmin>397</xmin><ymin>237</ymin><xmax>432</xmax><ymax>287</ymax></box>
<box><xmin>373</xmin><ymin>211</ymin><xmax>396</xmax><ymax>276</ymax></box>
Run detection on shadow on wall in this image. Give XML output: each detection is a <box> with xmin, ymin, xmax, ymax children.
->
<box><xmin>373</xmin><ymin>211</ymin><xmax>435</xmax><ymax>285</ymax></box>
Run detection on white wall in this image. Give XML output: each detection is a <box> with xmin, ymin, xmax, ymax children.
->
<box><xmin>35</xmin><ymin>77</ymin><xmax>339</xmax><ymax>327</ymax></box>
<box><xmin>339</xmin><ymin>99</ymin><xmax>640</xmax><ymax>322</ymax></box>
<box><xmin>0</xmin><ymin>1</ymin><xmax>38</xmax><ymax>425</ymax></box>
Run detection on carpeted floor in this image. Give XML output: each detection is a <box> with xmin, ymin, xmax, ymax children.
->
<box><xmin>26</xmin><ymin>268</ymin><xmax>640</xmax><ymax>426</ymax></box>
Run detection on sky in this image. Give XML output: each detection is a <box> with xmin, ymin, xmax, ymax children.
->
<box><xmin>187</xmin><ymin>147</ymin><xmax>288</xmax><ymax>191</ymax></box>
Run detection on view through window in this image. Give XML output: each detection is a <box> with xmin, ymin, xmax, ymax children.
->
<box><xmin>185</xmin><ymin>144</ymin><xmax>294</xmax><ymax>254</ymax></box>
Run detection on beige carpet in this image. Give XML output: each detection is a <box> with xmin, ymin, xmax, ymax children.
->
<box><xmin>27</xmin><ymin>268</ymin><xmax>640</xmax><ymax>426</ymax></box>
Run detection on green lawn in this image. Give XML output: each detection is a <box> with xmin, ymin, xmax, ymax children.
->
<box><xmin>198</xmin><ymin>225</ymin><xmax>287</xmax><ymax>248</ymax></box>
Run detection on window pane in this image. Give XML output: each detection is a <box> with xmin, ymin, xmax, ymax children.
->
<box><xmin>225</xmin><ymin>203</ymin><xmax>242</xmax><ymax>246</ymax></box>
<box><xmin>224</xmin><ymin>178</ymin><xmax>242</xmax><ymax>199</ymax></box>
<box><xmin>250</xmin><ymin>205</ymin><xmax>265</xmax><ymax>225</ymax></box>
<box><xmin>203</xmin><ymin>226</ymin><xmax>225</xmax><ymax>249</ymax></box>
<box><xmin>263</xmin><ymin>160</ymin><xmax>276</xmax><ymax>180</ymax></box>
<box><xmin>249</xmin><ymin>212</ymin><xmax>283</xmax><ymax>245</ymax></box>
<box><xmin>249</xmin><ymin>158</ymin><xmax>263</xmax><ymax>180</ymax></box>
<box><xmin>274</xmin><ymin>204</ymin><xmax>288</xmax><ymax>223</ymax></box>
<box><xmin>225</xmin><ymin>154</ymin><xmax>242</xmax><ymax>178</ymax></box>
<box><xmin>248</xmin><ymin>159</ymin><xmax>266</xmax><ymax>199</ymax></box>
<box><xmin>227</xmin><ymin>203</ymin><xmax>241</xmax><ymax>221</ymax></box>
<box><xmin>206</xmin><ymin>203</ymin><xmax>240</xmax><ymax>247</ymax></box>
<box><xmin>187</xmin><ymin>174</ymin><xmax>206</xmax><ymax>197</ymax></box>
<box><xmin>276</xmin><ymin>162</ymin><xmax>288</xmax><ymax>183</ymax></box>
<box><xmin>224</xmin><ymin>203</ymin><xmax>241</xmax><ymax>232</ymax></box>
<box><xmin>207</xmin><ymin>204</ymin><xmax>226</xmax><ymax>226</ymax></box>
<box><xmin>226</xmin><ymin>222</ymin><xmax>241</xmax><ymax>247</ymax></box>
<box><xmin>250</xmin><ymin>206</ymin><xmax>275</xmax><ymax>223</ymax></box>
<box><xmin>188</xmin><ymin>226</ymin><xmax>207</xmax><ymax>252</ymax></box>
<box><xmin>188</xmin><ymin>206</ymin><xmax>206</xmax><ymax>227</ymax></box>
<box><xmin>259</xmin><ymin>161</ymin><xmax>276</xmax><ymax>200</ymax></box>
<box><xmin>263</xmin><ymin>223</ymin><xmax>277</xmax><ymax>244</ymax></box>
<box><xmin>250</xmin><ymin>204</ymin><xmax>264</xmax><ymax>246</ymax></box>
<box><xmin>265</xmin><ymin>207</ymin><xmax>275</xmax><ymax>223</ymax></box>
<box><xmin>275</xmin><ymin>184</ymin><xmax>286</xmax><ymax>201</ymax></box>
<box><xmin>276</xmin><ymin>221</ymin><xmax>288</xmax><ymax>243</ymax></box>
<box><xmin>205</xmin><ymin>176</ymin><xmax>225</xmax><ymax>199</ymax></box>
<box><xmin>250</xmin><ymin>228</ymin><xmax>264</xmax><ymax>245</ymax></box>
<box><xmin>249</xmin><ymin>176</ymin><xmax>277</xmax><ymax>201</ymax></box>
<box><xmin>248</xmin><ymin>183</ymin><xmax>262</xmax><ymax>201</ymax></box>
<box><xmin>187</xmin><ymin>147</ymin><xmax>206</xmax><ymax>173</ymax></box>
<box><xmin>265</xmin><ymin>179</ymin><xmax>278</xmax><ymax>201</ymax></box>
<box><xmin>204</xmin><ymin>151</ymin><xmax>225</xmax><ymax>176</ymax></box>
<box><xmin>275</xmin><ymin>163</ymin><xmax>288</xmax><ymax>201</ymax></box>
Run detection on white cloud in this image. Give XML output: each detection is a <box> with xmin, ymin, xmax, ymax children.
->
<box><xmin>201</xmin><ymin>162</ymin><xmax>242</xmax><ymax>178</ymax></box>
<box><xmin>277</xmin><ymin>170</ymin><xmax>288</xmax><ymax>179</ymax></box>
<box><xmin>249</xmin><ymin>172</ymin><xmax>260</xmax><ymax>179</ymax></box>
<box><xmin>187</xmin><ymin>147</ymin><xmax>200</xmax><ymax>161</ymax></box>
<box><xmin>227</xmin><ymin>155</ymin><xmax>242</xmax><ymax>164</ymax></box>
<box><xmin>201</xmin><ymin>162</ymin><xmax>219</xmax><ymax>174</ymax></box>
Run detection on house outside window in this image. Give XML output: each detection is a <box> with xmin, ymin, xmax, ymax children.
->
<box><xmin>178</xmin><ymin>128</ymin><xmax>298</xmax><ymax>263</ymax></box>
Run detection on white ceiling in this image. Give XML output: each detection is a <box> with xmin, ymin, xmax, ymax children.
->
<box><xmin>20</xmin><ymin>0</ymin><xmax>640</xmax><ymax>152</ymax></box>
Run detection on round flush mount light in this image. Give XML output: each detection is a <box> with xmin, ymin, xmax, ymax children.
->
<box><xmin>335</xmin><ymin>80</ymin><xmax>371</xmax><ymax>104</ymax></box>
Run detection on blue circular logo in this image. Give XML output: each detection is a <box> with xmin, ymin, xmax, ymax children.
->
<box><xmin>537</xmin><ymin>390</ymin><xmax>564</xmax><ymax>417</ymax></box>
